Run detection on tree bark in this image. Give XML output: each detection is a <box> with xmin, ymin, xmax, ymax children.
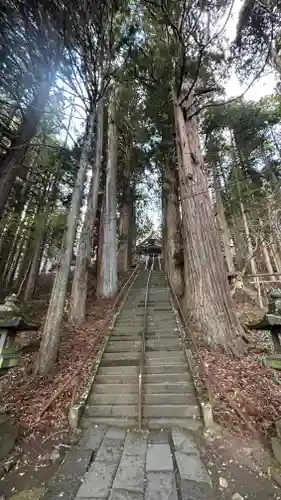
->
<box><xmin>213</xmin><ymin>164</ymin><xmax>235</xmax><ymax>273</ymax></box>
<box><xmin>0</xmin><ymin>77</ymin><xmax>54</xmax><ymax>217</ymax></box>
<box><xmin>163</xmin><ymin>154</ymin><xmax>184</xmax><ymax>297</ymax></box>
<box><xmin>69</xmin><ymin>98</ymin><xmax>104</xmax><ymax>326</ymax></box>
<box><xmin>24</xmin><ymin>209</ymin><xmax>48</xmax><ymax>300</ymax></box>
<box><xmin>96</xmin><ymin>196</ymin><xmax>105</xmax><ymax>298</ymax></box>
<box><xmin>118</xmin><ymin>199</ymin><xmax>131</xmax><ymax>273</ymax></box>
<box><xmin>100</xmin><ymin>94</ymin><xmax>118</xmax><ymax>298</ymax></box>
<box><xmin>173</xmin><ymin>91</ymin><xmax>244</xmax><ymax>354</ymax></box>
<box><xmin>127</xmin><ymin>197</ymin><xmax>135</xmax><ymax>267</ymax></box>
<box><xmin>36</xmin><ymin>113</ymin><xmax>94</xmax><ymax>374</ymax></box>
<box><xmin>271</xmin><ymin>243</ymin><xmax>281</xmax><ymax>273</ymax></box>
<box><xmin>261</xmin><ymin>238</ymin><xmax>275</xmax><ymax>281</ymax></box>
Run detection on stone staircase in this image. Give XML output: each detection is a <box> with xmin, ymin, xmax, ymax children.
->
<box><xmin>142</xmin><ymin>271</ymin><xmax>200</xmax><ymax>430</ymax></box>
<box><xmin>81</xmin><ymin>270</ymin><xmax>201</xmax><ymax>430</ymax></box>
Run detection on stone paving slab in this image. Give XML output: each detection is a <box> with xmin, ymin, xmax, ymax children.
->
<box><xmin>145</xmin><ymin>471</ymin><xmax>178</xmax><ymax>500</ymax></box>
<box><xmin>105</xmin><ymin>427</ymin><xmax>126</xmax><ymax>441</ymax></box>
<box><xmin>112</xmin><ymin>454</ymin><xmax>145</xmax><ymax>493</ymax></box>
<box><xmin>79</xmin><ymin>425</ymin><xmax>108</xmax><ymax>451</ymax></box>
<box><xmin>146</xmin><ymin>443</ymin><xmax>173</xmax><ymax>472</ymax></box>
<box><xmin>147</xmin><ymin>430</ymin><xmax>170</xmax><ymax>444</ymax></box>
<box><xmin>49</xmin><ymin>426</ymin><xmax>214</xmax><ymax>500</ymax></box>
<box><xmin>76</xmin><ymin>460</ymin><xmax>118</xmax><ymax>498</ymax></box>
<box><xmin>181</xmin><ymin>478</ymin><xmax>214</xmax><ymax>499</ymax></box>
<box><xmin>172</xmin><ymin>427</ymin><xmax>200</xmax><ymax>456</ymax></box>
<box><xmin>123</xmin><ymin>430</ymin><xmax>148</xmax><ymax>456</ymax></box>
<box><xmin>109</xmin><ymin>490</ymin><xmax>144</xmax><ymax>500</ymax></box>
<box><xmin>42</xmin><ymin>449</ymin><xmax>92</xmax><ymax>500</ymax></box>
<box><xmin>175</xmin><ymin>450</ymin><xmax>212</xmax><ymax>485</ymax></box>
<box><xmin>95</xmin><ymin>437</ymin><xmax>124</xmax><ymax>463</ymax></box>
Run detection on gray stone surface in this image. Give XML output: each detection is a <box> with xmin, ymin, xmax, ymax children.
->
<box><xmin>145</xmin><ymin>472</ymin><xmax>177</xmax><ymax>500</ymax></box>
<box><xmin>123</xmin><ymin>430</ymin><xmax>148</xmax><ymax>456</ymax></box>
<box><xmin>76</xmin><ymin>461</ymin><xmax>118</xmax><ymax>498</ymax></box>
<box><xmin>181</xmin><ymin>479</ymin><xmax>214</xmax><ymax>499</ymax></box>
<box><xmin>78</xmin><ymin>425</ymin><xmax>107</xmax><ymax>451</ymax></box>
<box><xmin>113</xmin><ymin>454</ymin><xmax>145</xmax><ymax>493</ymax></box>
<box><xmin>175</xmin><ymin>451</ymin><xmax>212</xmax><ymax>485</ymax></box>
<box><xmin>95</xmin><ymin>437</ymin><xmax>124</xmax><ymax>463</ymax></box>
<box><xmin>172</xmin><ymin>427</ymin><xmax>199</xmax><ymax>456</ymax></box>
<box><xmin>42</xmin><ymin>449</ymin><xmax>92</xmax><ymax>500</ymax></box>
<box><xmin>146</xmin><ymin>443</ymin><xmax>173</xmax><ymax>472</ymax></box>
<box><xmin>109</xmin><ymin>490</ymin><xmax>143</xmax><ymax>500</ymax></box>
<box><xmin>105</xmin><ymin>427</ymin><xmax>126</xmax><ymax>441</ymax></box>
<box><xmin>148</xmin><ymin>430</ymin><xmax>170</xmax><ymax>444</ymax></box>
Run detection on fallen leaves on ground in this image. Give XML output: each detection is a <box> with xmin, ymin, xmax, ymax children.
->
<box><xmin>0</xmin><ymin>296</ymin><xmax>114</xmax><ymax>441</ymax></box>
<box><xmin>200</xmin><ymin>345</ymin><xmax>281</xmax><ymax>438</ymax></box>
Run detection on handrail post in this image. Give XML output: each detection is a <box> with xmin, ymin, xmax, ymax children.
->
<box><xmin>138</xmin><ymin>268</ymin><xmax>152</xmax><ymax>429</ymax></box>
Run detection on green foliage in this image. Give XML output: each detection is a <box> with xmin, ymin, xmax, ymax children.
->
<box><xmin>136</xmin><ymin>212</ymin><xmax>153</xmax><ymax>241</ymax></box>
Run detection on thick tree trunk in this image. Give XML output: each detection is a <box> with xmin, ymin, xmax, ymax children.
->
<box><xmin>118</xmin><ymin>200</ymin><xmax>131</xmax><ymax>273</ymax></box>
<box><xmin>127</xmin><ymin>200</ymin><xmax>135</xmax><ymax>268</ymax></box>
<box><xmin>162</xmin><ymin>186</ymin><xmax>169</xmax><ymax>274</ymax></box>
<box><xmin>173</xmin><ymin>91</ymin><xmax>244</xmax><ymax>354</ymax></box>
<box><xmin>240</xmin><ymin>202</ymin><xmax>257</xmax><ymax>275</ymax></box>
<box><xmin>15</xmin><ymin>229</ymin><xmax>34</xmax><ymax>292</ymax></box>
<box><xmin>0</xmin><ymin>78</ymin><xmax>53</xmax><ymax>217</ymax></box>
<box><xmin>36</xmin><ymin>114</ymin><xmax>94</xmax><ymax>374</ymax></box>
<box><xmin>96</xmin><ymin>197</ymin><xmax>105</xmax><ymax>298</ymax></box>
<box><xmin>163</xmin><ymin>154</ymin><xmax>184</xmax><ymax>297</ymax></box>
<box><xmin>213</xmin><ymin>165</ymin><xmax>235</xmax><ymax>273</ymax></box>
<box><xmin>69</xmin><ymin>99</ymin><xmax>104</xmax><ymax>326</ymax></box>
<box><xmin>100</xmin><ymin>94</ymin><xmax>117</xmax><ymax>298</ymax></box>
<box><xmin>261</xmin><ymin>238</ymin><xmax>275</xmax><ymax>280</ymax></box>
<box><xmin>5</xmin><ymin>233</ymin><xmax>26</xmax><ymax>289</ymax></box>
<box><xmin>24</xmin><ymin>213</ymin><xmax>47</xmax><ymax>300</ymax></box>
<box><xmin>271</xmin><ymin>243</ymin><xmax>281</xmax><ymax>273</ymax></box>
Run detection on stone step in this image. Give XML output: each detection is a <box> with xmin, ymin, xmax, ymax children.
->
<box><xmin>145</xmin><ymin>355</ymin><xmax>185</xmax><ymax>364</ymax></box>
<box><xmin>114</xmin><ymin>320</ymin><xmax>144</xmax><ymax>326</ymax></box>
<box><xmin>139</xmin><ymin>301</ymin><xmax>170</xmax><ymax>306</ymax></box>
<box><xmin>80</xmin><ymin>417</ymin><xmax>137</xmax><ymax>429</ymax></box>
<box><xmin>102</xmin><ymin>352</ymin><xmax>140</xmax><ymax>362</ymax></box>
<box><xmin>145</xmin><ymin>351</ymin><xmax>183</xmax><ymax>360</ymax></box>
<box><xmin>92</xmin><ymin>383</ymin><xmax>138</xmax><ymax>394</ymax></box>
<box><xmin>145</xmin><ymin>382</ymin><xmax>195</xmax><ymax>394</ymax></box>
<box><xmin>147</xmin><ymin>323</ymin><xmax>178</xmax><ymax>330</ymax></box>
<box><xmin>95</xmin><ymin>374</ymin><xmax>139</xmax><ymax>384</ymax></box>
<box><xmin>112</xmin><ymin>327</ymin><xmax>143</xmax><ymax>334</ymax></box>
<box><xmin>144</xmin><ymin>364</ymin><xmax>187</xmax><ymax>374</ymax></box>
<box><xmin>110</xmin><ymin>334</ymin><xmax>142</xmax><ymax>340</ymax></box>
<box><xmin>88</xmin><ymin>393</ymin><xmax>139</xmax><ymax>405</ymax></box>
<box><xmin>115</xmin><ymin>318</ymin><xmax>144</xmax><ymax>324</ymax></box>
<box><xmin>109</xmin><ymin>336</ymin><xmax>142</xmax><ymax>343</ymax></box>
<box><xmin>143</xmin><ymin>404</ymin><xmax>200</xmax><ymax>418</ymax></box>
<box><xmin>146</xmin><ymin>331</ymin><xmax>180</xmax><ymax>338</ymax></box>
<box><xmin>101</xmin><ymin>351</ymin><xmax>140</xmax><ymax>366</ymax></box>
<box><xmin>144</xmin><ymin>373</ymin><xmax>191</xmax><ymax>383</ymax></box>
<box><xmin>142</xmin><ymin>418</ymin><xmax>202</xmax><ymax>431</ymax></box>
<box><xmin>88</xmin><ymin>392</ymin><xmax>195</xmax><ymax>405</ymax></box>
<box><xmin>105</xmin><ymin>341</ymin><xmax>142</xmax><ymax>352</ymax></box>
<box><xmin>98</xmin><ymin>366</ymin><xmax>138</xmax><ymax>375</ymax></box>
<box><xmin>147</xmin><ymin>318</ymin><xmax>178</xmax><ymax>324</ymax></box>
<box><xmin>146</xmin><ymin>339</ymin><xmax>182</xmax><ymax>350</ymax></box>
<box><xmin>84</xmin><ymin>404</ymin><xmax>137</xmax><ymax>418</ymax></box>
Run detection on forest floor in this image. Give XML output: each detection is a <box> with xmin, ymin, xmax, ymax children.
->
<box><xmin>1</xmin><ymin>281</ymin><xmax>281</xmax><ymax>498</ymax></box>
<box><xmin>0</xmin><ymin>271</ymin><xmax>118</xmax><ymax>498</ymax></box>
<box><xmin>199</xmin><ymin>289</ymin><xmax>281</xmax><ymax>440</ymax></box>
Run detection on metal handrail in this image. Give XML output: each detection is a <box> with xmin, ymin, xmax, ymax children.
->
<box><xmin>158</xmin><ymin>255</ymin><xmax>161</xmax><ymax>271</ymax></box>
<box><xmin>165</xmin><ymin>274</ymin><xmax>213</xmax><ymax>403</ymax></box>
<box><xmin>138</xmin><ymin>267</ymin><xmax>152</xmax><ymax>429</ymax></box>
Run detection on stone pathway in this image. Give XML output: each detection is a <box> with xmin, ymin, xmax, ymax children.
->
<box><xmin>82</xmin><ymin>270</ymin><xmax>200</xmax><ymax>431</ymax></box>
<box><xmin>42</xmin><ymin>425</ymin><xmax>213</xmax><ymax>500</ymax></box>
